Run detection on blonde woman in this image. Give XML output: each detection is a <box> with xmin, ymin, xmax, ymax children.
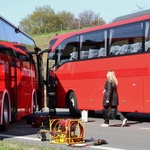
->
<box><xmin>101</xmin><ymin>70</ymin><xmax>127</xmax><ymax>127</ymax></box>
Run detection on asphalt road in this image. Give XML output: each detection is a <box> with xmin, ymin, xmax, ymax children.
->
<box><xmin>0</xmin><ymin>109</ymin><xmax>150</xmax><ymax>150</ymax></box>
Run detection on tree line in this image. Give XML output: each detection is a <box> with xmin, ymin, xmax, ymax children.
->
<box><xmin>19</xmin><ymin>5</ymin><xmax>106</xmax><ymax>35</ymax></box>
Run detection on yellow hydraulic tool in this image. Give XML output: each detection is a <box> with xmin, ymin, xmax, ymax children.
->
<box><xmin>49</xmin><ymin>119</ymin><xmax>85</xmax><ymax>144</ymax></box>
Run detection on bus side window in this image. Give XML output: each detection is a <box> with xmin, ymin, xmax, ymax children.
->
<box><xmin>16</xmin><ymin>52</ymin><xmax>30</xmax><ymax>62</ymax></box>
<box><xmin>131</xmin><ymin>42</ymin><xmax>142</xmax><ymax>53</ymax></box>
<box><xmin>109</xmin><ymin>22</ymin><xmax>143</xmax><ymax>56</ymax></box>
<box><xmin>70</xmin><ymin>51</ymin><xmax>78</xmax><ymax>60</ymax></box>
<box><xmin>58</xmin><ymin>36</ymin><xmax>79</xmax><ymax>65</ymax></box>
<box><xmin>59</xmin><ymin>45</ymin><xmax>73</xmax><ymax>64</ymax></box>
<box><xmin>145</xmin><ymin>41</ymin><xmax>150</xmax><ymax>51</ymax></box>
<box><xmin>80</xmin><ymin>50</ymin><xmax>89</xmax><ymax>59</ymax></box>
<box><xmin>70</xmin><ymin>46</ymin><xmax>78</xmax><ymax>60</ymax></box>
<box><xmin>109</xmin><ymin>45</ymin><xmax>121</xmax><ymax>55</ymax></box>
<box><xmin>98</xmin><ymin>48</ymin><xmax>106</xmax><ymax>57</ymax></box>
<box><xmin>88</xmin><ymin>49</ymin><xmax>99</xmax><ymax>58</ymax></box>
<box><xmin>119</xmin><ymin>44</ymin><xmax>132</xmax><ymax>54</ymax></box>
<box><xmin>145</xmin><ymin>21</ymin><xmax>150</xmax><ymax>51</ymax></box>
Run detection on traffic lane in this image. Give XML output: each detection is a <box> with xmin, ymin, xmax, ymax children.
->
<box><xmin>0</xmin><ymin>110</ymin><xmax>150</xmax><ymax>150</ymax></box>
<box><xmin>1</xmin><ymin>116</ymin><xmax>150</xmax><ymax>150</ymax></box>
<box><xmin>86</xmin><ymin>120</ymin><xmax>150</xmax><ymax>150</ymax></box>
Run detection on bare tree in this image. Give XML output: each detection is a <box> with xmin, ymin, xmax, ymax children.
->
<box><xmin>78</xmin><ymin>10</ymin><xmax>106</xmax><ymax>28</ymax></box>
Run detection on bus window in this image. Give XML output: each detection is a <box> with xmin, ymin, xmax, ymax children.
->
<box><xmin>145</xmin><ymin>21</ymin><xmax>150</xmax><ymax>51</ymax></box>
<box><xmin>0</xmin><ymin>47</ymin><xmax>16</xmax><ymax>58</ymax></box>
<box><xmin>56</xmin><ymin>35</ymin><xmax>79</xmax><ymax>66</ymax></box>
<box><xmin>49</xmin><ymin>39</ymin><xmax>58</xmax><ymax>49</ymax></box>
<box><xmin>16</xmin><ymin>52</ymin><xmax>30</xmax><ymax>61</ymax></box>
<box><xmin>109</xmin><ymin>22</ymin><xmax>143</xmax><ymax>56</ymax></box>
<box><xmin>80</xmin><ymin>30</ymin><xmax>106</xmax><ymax>59</ymax></box>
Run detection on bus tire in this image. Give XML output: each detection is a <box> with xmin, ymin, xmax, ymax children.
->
<box><xmin>69</xmin><ymin>92</ymin><xmax>81</xmax><ymax>117</ymax></box>
<box><xmin>0</xmin><ymin>96</ymin><xmax>9</xmax><ymax>131</ymax></box>
<box><xmin>27</xmin><ymin>93</ymin><xmax>37</xmax><ymax>124</ymax></box>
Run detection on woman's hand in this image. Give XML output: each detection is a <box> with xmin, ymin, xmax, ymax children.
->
<box><xmin>103</xmin><ymin>90</ymin><xmax>106</xmax><ymax>94</ymax></box>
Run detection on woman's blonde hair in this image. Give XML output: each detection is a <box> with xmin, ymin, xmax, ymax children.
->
<box><xmin>107</xmin><ymin>70</ymin><xmax>118</xmax><ymax>86</ymax></box>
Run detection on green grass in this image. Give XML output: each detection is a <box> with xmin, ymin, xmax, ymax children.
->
<box><xmin>31</xmin><ymin>29</ymin><xmax>79</xmax><ymax>50</ymax></box>
<box><xmin>31</xmin><ymin>33</ymin><xmax>53</xmax><ymax>50</ymax></box>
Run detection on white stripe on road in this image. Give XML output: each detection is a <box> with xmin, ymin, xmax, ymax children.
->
<box><xmin>89</xmin><ymin>145</ymin><xmax>125</xmax><ymax>150</ymax></box>
<box><xmin>140</xmin><ymin>128</ymin><xmax>150</xmax><ymax>130</ymax></box>
<box><xmin>0</xmin><ymin>134</ymin><xmax>125</xmax><ymax>150</ymax></box>
<box><xmin>0</xmin><ymin>134</ymin><xmax>40</xmax><ymax>141</ymax></box>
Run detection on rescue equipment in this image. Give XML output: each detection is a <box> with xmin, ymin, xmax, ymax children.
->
<box><xmin>49</xmin><ymin>119</ymin><xmax>85</xmax><ymax>144</ymax></box>
<box><xmin>37</xmin><ymin>128</ymin><xmax>47</xmax><ymax>141</ymax></box>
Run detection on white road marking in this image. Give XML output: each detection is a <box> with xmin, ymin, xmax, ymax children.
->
<box><xmin>88</xmin><ymin>145</ymin><xmax>125</xmax><ymax>150</ymax></box>
<box><xmin>0</xmin><ymin>134</ymin><xmax>126</xmax><ymax>150</ymax></box>
<box><xmin>0</xmin><ymin>134</ymin><xmax>40</xmax><ymax>141</ymax></box>
<box><xmin>140</xmin><ymin>128</ymin><xmax>150</xmax><ymax>130</ymax></box>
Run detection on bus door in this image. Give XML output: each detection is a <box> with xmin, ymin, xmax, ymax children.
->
<box><xmin>18</xmin><ymin>54</ymin><xmax>31</xmax><ymax>117</ymax></box>
<box><xmin>46</xmin><ymin>52</ymin><xmax>56</xmax><ymax>114</ymax></box>
<box><xmin>10</xmin><ymin>57</ymin><xmax>18</xmax><ymax>121</ymax></box>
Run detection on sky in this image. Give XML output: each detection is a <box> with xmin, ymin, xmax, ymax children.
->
<box><xmin>0</xmin><ymin>0</ymin><xmax>150</xmax><ymax>27</ymax></box>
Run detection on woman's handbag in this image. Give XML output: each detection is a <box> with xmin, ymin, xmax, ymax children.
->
<box><xmin>108</xmin><ymin>108</ymin><xmax>117</xmax><ymax>119</ymax></box>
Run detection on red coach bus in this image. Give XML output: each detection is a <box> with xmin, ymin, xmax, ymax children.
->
<box><xmin>0</xmin><ymin>16</ymin><xmax>44</xmax><ymax>130</ymax></box>
<box><xmin>45</xmin><ymin>10</ymin><xmax>150</xmax><ymax>117</ymax></box>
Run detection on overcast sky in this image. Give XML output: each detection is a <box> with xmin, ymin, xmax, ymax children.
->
<box><xmin>0</xmin><ymin>0</ymin><xmax>150</xmax><ymax>26</ymax></box>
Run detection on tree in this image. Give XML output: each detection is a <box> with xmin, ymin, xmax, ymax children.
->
<box><xmin>19</xmin><ymin>6</ymin><xmax>106</xmax><ymax>34</ymax></box>
<box><xmin>19</xmin><ymin>5</ymin><xmax>58</xmax><ymax>34</ymax></box>
<box><xmin>57</xmin><ymin>11</ymin><xmax>75</xmax><ymax>30</ymax></box>
<box><xmin>78</xmin><ymin>10</ymin><xmax>105</xmax><ymax>28</ymax></box>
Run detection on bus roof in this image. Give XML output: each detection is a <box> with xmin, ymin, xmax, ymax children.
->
<box><xmin>49</xmin><ymin>9</ymin><xmax>150</xmax><ymax>52</ymax></box>
<box><xmin>113</xmin><ymin>9</ymin><xmax>150</xmax><ymax>22</ymax></box>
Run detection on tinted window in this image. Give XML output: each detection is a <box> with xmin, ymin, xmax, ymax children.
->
<box><xmin>109</xmin><ymin>22</ymin><xmax>143</xmax><ymax>55</ymax></box>
<box><xmin>80</xmin><ymin>30</ymin><xmax>107</xmax><ymax>59</ymax></box>
<box><xmin>0</xmin><ymin>17</ymin><xmax>35</xmax><ymax>52</ymax></box>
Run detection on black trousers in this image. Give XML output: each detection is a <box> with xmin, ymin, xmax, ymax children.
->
<box><xmin>102</xmin><ymin>106</ymin><xmax>125</xmax><ymax>124</ymax></box>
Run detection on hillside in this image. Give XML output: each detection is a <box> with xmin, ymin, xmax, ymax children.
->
<box><xmin>32</xmin><ymin>33</ymin><xmax>53</xmax><ymax>50</ymax></box>
<box><xmin>31</xmin><ymin>29</ymin><xmax>78</xmax><ymax>50</ymax></box>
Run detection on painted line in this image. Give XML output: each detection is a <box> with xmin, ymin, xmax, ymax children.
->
<box><xmin>0</xmin><ymin>134</ymin><xmax>126</xmax><ymax>150</ymax></box>
<box><xmin>88</xmin><ymin>145</ymin><xmax>125</xmax><ymax>150</ymax></box>
<box><xmin>140</xmin><ymin>128</ymin><xmax>150</xmax><ymax>130</ymax></box>
<box><xmin>0</xmin><ymin>134</ymin><xmax>40</xmax><ymax>141</ymax></box>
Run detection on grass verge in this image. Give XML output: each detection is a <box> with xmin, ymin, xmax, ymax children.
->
<box><xmin>0</xmin><ymin>140</ymin><xmax>62</xmax><ymax>150</ymax></box>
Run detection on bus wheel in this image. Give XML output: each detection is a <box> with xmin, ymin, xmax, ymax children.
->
<box><xmin>69</xmin><ymin>92</ymin><xmax>81</xmax><ymax>117</ymax></box>
<box><xmin>0</xmin><ymin>97</ymin><xmax>9</xmax><ymax>131</ymax></box>
<box><xmin>27</xmin><ymin>94</ymin><xmax>37</xmax><ymax>124</ymax></box>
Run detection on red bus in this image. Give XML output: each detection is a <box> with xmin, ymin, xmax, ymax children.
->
<box><xmin>45</xmin><ymin>10</ymin><xmax>150</xmax><ymax>117</ymax></box>
<box><xmin>0</xmin><ymin>16</ymin><xmax>44</xmax><ymax>130</ymax></box>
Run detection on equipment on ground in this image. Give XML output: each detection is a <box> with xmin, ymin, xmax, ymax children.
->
<box><xmin>49</xmin><ymin>119</ymin><xmax>85</xmax><ymax>144</ymax></box>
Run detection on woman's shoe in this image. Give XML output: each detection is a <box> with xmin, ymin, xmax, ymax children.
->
<box><xmin>101</xmin><ymin>123</ymin><xmax>109</xmax><ymax>127</ymax></box>
<box><xmin>122</xmin><ymin>118</ymin><xmax>127</xmax><ymax>127</ymax></box>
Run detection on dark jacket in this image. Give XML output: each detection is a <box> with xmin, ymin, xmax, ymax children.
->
<box><xmin>103</xmin><ymin>80</ymin><xmax>119</xmax><ymax>106</ymax></box>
